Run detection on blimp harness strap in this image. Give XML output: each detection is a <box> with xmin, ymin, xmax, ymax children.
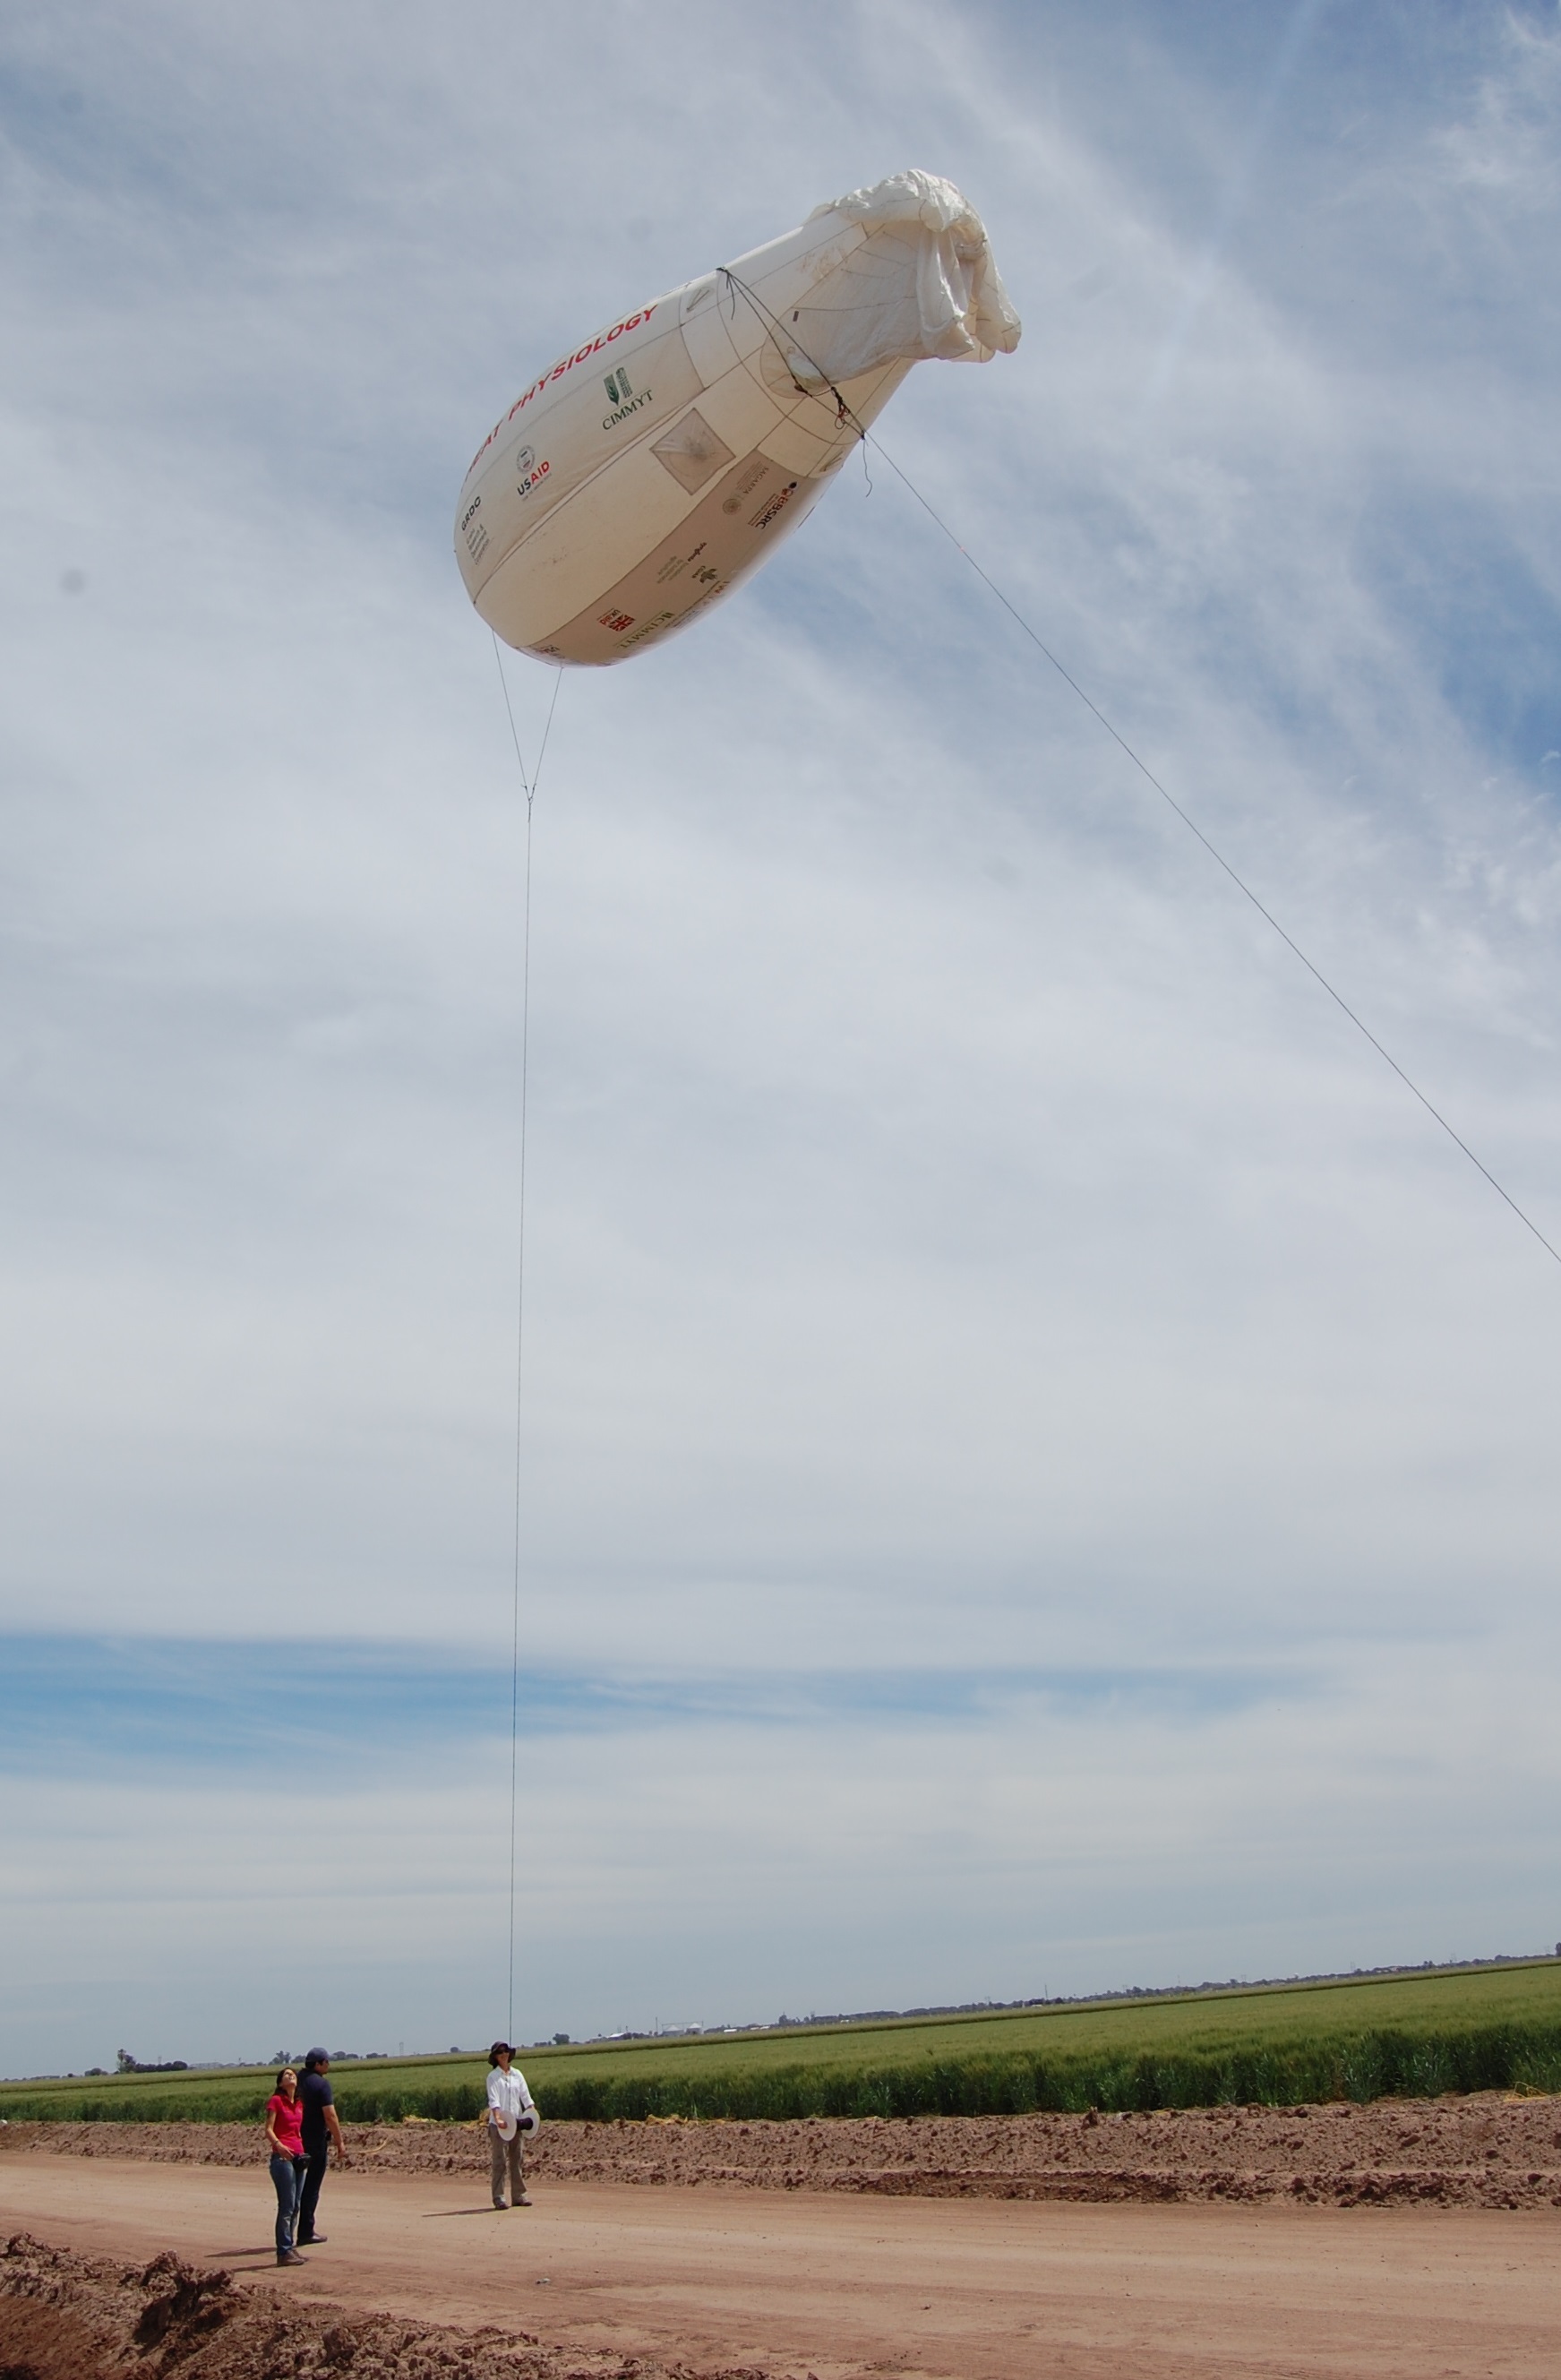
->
<box><xmin>716</xmin><ymin>268</ymin><xmax>865</xmax><ymax>438</ymax></box>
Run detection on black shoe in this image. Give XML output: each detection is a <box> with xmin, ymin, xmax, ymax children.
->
<box><xmin>277</xmin><ymin>2249</ymin><xmax>307</xmax><ymax>2266</ymax></box>
<box><xmin>296</xmin><ymin>2234</ymin><xmax>325</xmax><ymax>2246</ymax></box>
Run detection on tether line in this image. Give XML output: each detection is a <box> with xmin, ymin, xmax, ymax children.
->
<box><xmin>491</xmin><ymin>636</ymin><xmax>564</xmax><ymax>2041</ymax></box>
<box><xmin>712</xmin><ymin>267</ymin><xmax>1554</xmax><ymax>1265</ymax></box>
<box><xmin>864</xmin><ymin>436</ymin><xmax>1561</xmax><ymax>1271</ymax></box>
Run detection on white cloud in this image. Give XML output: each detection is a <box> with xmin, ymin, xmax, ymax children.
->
<box><xmin>2</xmin><ymin>0</ymin><xmax>1559</xmax><ymax>2067</ymax></box>
<box><xmin>4</xmin><ymin>1630</ymin><xmax>1557</xmax><ymax>2070</ymax></box>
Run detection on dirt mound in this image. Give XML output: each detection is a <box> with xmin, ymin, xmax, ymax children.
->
<box><xmin>0</xmin><ymin>2239</ymin><xmax>234</xmax><ymax>2380</ymax></box>
<box><xmin>0</xmin><ymin>2292</ymin><xmax>116</xmax><ymax>2380</ymax></box>
<box><xmin>512</xmin><ymin>2099</ymin><xmax>1561</xmax><ymax>2206</ymax></box>
<box><xmin>0</xmin><ymin>2234</ymin><xmax>695</xmax><ymax>2379</ymax></box>
<box><xmin>10</xmin><ymin>2093</ymin><xmax>1561</xmax><ymax>2208</ymax></box>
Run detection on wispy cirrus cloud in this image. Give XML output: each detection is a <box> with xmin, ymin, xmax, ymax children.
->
<box><xmin>0</xmin><ymin>1636</ymin><xmax>1313</xmax><ymax>1780</ymax></box>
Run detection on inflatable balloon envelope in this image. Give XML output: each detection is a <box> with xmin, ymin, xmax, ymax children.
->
<box><xmin>455</xmin><ymin>171</ymin><xmax>1021</xmax><ymax>666</ymax></box>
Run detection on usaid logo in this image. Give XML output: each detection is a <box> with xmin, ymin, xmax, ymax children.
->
<box><xmin>514</xmin><ymin>443</ymin><xmax>551</xmax><ymax>500</ymax></box>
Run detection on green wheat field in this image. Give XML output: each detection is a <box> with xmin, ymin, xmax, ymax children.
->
<box><xmin>5</xmin><ymin>1961</ymin><xmax>1561</xmax><ymax>2124</ymax></box>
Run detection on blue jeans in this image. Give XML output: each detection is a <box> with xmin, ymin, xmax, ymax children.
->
<box><xmin>297</xmin><ymin>2143</ymin><xmax>330</xmax><ymax>2240</ymax></box>
<box><xmin>270</xmin><ymin>2152</ymin><xmax>306</xmax><ymax>2253</ymax></box>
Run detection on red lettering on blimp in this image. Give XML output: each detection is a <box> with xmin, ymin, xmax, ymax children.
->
<box><xmin>464</xmin><ymin>302</ymin><xmax>661</xmax><ymax>474</ymax></box>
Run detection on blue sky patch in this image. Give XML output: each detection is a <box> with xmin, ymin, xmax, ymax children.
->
<box><xmin>0</xmin><ymin>1635</ymin><xmax>1308</xmax><ymax>1776</ymax></box>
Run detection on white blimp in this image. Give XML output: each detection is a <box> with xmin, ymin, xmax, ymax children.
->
<box><xmin>454</xmin><ymin>170</ymin><xmax>1020</xmax><ymax>667</ymax></box>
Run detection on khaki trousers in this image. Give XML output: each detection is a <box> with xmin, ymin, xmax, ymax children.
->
<box><xmin>489</xmin><ymin>2122</ymin><xmax>527</xmax><ymax>2204</ymax></box>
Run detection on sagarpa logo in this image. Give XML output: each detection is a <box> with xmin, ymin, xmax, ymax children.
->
<box><xmin>722</xmin><ymin>460</ymin><xmax>770</xmax><ymax>515</ymax></box>
<box><xmin>604</xmin><ymin>367</ymin><xmax>632</xmax><ymax>407</ymax></box>
<box><xmin>597</xmin><ymin>608</ymin><xmax>634</xmax><ymax>633</ymax></box>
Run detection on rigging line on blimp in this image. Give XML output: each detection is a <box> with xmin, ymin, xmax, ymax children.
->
<box><xmin>707</xmin><ymin>262</ymin><xmax>1561</xmax><ymax>1272</ymax></box>
<box><xmin>491</xmin><ymin>634</ymin><xmax>565</xmax><ymax>2039</ymax></box>
<box><xmin>714</xmin><ymin>265</ymin><xmax>878</xmax><ymax>498</ymax></box>
<box><xmin>717</xmin><ymin>266</ymin><xmax>866</xmax><ymax>431</ymax></box>
<box><xmin>861</xmin><ymin>435</ymin><xmax>1561</xmax><ymax>1274</ymax></box>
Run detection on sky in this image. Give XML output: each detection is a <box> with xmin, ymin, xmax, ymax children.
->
<box><xmin>3</xmin><ymin>0</ymin><xmax>1560</xmax><ymax>2075</ymax></box>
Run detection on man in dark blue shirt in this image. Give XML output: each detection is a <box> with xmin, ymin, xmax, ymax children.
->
<box><xmin>296</xmin><ymin>2049</ymin><xmax>346</xmax><ymax>2246</ymax></box>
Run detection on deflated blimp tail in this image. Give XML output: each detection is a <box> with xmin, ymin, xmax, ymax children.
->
<box><xmin>454</xmin><ymin>170</ymin><xmax>1020</xmax><ymax>667</ymax></box>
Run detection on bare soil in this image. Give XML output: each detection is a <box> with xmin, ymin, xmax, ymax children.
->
<box><xmin>2</xmin><ymin>2108</ymin><xmax>1559</xmax><ymax>2377</ymax></box>
<box><xmin>0</xmin><ymin>2232</ymin><xmax>641</xmax><ymax>2380</ymax></box>
<box><xmin>6</xmin><ymin>2092</ymin><xmax>1561</xmax><ymax>2206</ymax></box>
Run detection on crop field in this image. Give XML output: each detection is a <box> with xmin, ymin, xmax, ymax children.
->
<box><xmin>4</xmin><ymin>1960</ymin><xmax>1559</xmax><ymax>2125</ymax></box>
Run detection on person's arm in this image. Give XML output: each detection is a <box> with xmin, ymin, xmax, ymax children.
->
<box><xmin>264</xmin><ymin>2103</ymin><xmax>286</xmax><ymax>2156</ymax></box>
<box><xmin>325</xmin><ymin>2101</ymin><xmax>347</xmax><ymax>2161</ymax></box>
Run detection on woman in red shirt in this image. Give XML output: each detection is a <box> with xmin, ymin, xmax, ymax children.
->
<box><xmin>265</xmin><ymin>2067</ymin><xmax>308</xmax><ymax>2264</ymax></box>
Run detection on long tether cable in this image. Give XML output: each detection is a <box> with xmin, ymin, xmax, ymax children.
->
<box><xmin>863</xmin><ymin>435</ymin><xmax>1561</xmax><ymax>1271</ymax></box>
<box><xmin>472</xmin><ymin>283</ymin><xmax>1551</xmax><ymax>2041</ymax></box>
<box><xmin>492</xmin><ymin>636</ymin><xmax>563</xmax><ymax>2041</ymax></box>
<box><xmin>717</xmin><ymin>263</ymin><xmax>1559</xmax><ymax>1270</ymax></box>
<box><xmin>464</xmin><ymin>269</ymin><xmax>1552</xmax><ymax>2049</ymax></box>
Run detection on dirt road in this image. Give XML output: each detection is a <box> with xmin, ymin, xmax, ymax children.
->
<box><xmin>3</xmin><ymin>2150</ymin><xmax>1558</xmax><ymax>2377</ymax></box>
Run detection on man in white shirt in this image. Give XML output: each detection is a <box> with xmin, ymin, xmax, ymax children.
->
<box><xmin>485</xmin><ymin>2041</ymin><xmax>536</xmax><ymax>2208</ymax></box>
